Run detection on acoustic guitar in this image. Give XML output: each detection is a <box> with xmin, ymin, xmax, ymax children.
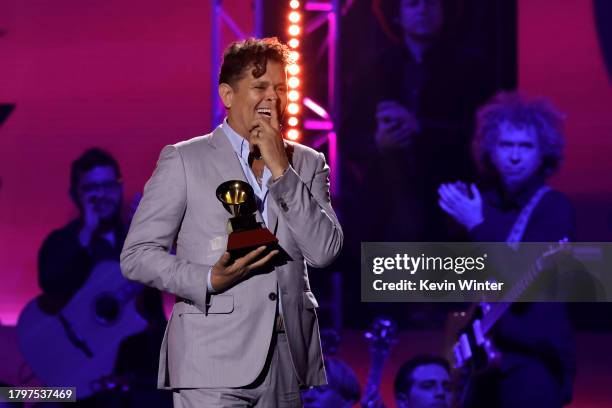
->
<box><xmin>17</xmin><ymin>260</ymin><xmax>147</xmax><ymax>399</ymax></box>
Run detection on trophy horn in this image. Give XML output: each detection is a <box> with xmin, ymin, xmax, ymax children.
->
<box><xmin>216</xmin><ymin>180</ymin><xmax>256</xmax><ymax>217</ymax></box>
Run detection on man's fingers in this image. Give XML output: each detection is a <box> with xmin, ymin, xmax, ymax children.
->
<box><xmin>216</xmin><ymin>252</ymin><xmax>232</xmax><ymax>267</ymax></box>
<box><xmin>251</xmin><ymin>117</ymin><xmax>274</xmax><ymax>132</ymax></box>
<box><xmin>444</xmin><ymin>184</ymin><xmax>466</xmax><ymax>203</ymax></box>
<box><xmin>439</xmin><ymin>187</ymin><xmax>462</xmax><ymax>212</ymax></box>
<box><xmin>235</xmin><ymin>246</ymin><xmax>267</xmax><ymax>267</ymax></box>
<box><xmin>437</xmin><ymin>189</ymin><xmax>454</xmax><ymax>207</ymax></box>
<box><xmin>249</xmin><ymin>121</ymin><xmax>261</xmax><ymax>135</ymax></box>
<box><xmin>470</xmin><ymin>183</ymin><xmax>482</xmax><ymax>201</ymax></box>
<box><xmin>246</xmin><ymin>249</ymin><xmax>279</xmax><ymax>271</ymax></box>
<box><xmin>250</xmin><ymin>118</ymin><xmax>278</xmax><ymax>141</ymax></box>
<box><xmin>249</xmin><ymin>119</ymin><xmax>265</xmax><ymax>134</ymax></box>
<box><xmin>438</xmin><ymin>184</ymin><xmax>453</xmax><ymax>202</ymax></box>
<box><xmin>257</xmin><ymin>117</ymin><xmax>273</xmax><ymax>131</ymax></box>
<box><xmin>270</xmin><ymin>104</ymin><xmax>280</xmax><ymax>130</ymax></box>
<box><xmin>454</xmin><ymin>181</ymin><xmax>468</xmax><ymax>196</ymax></box>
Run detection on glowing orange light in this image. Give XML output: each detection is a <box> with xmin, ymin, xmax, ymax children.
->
<box><xmin>288</xmin><ymin>77</ymin><xmax>300</xmax><ymax>88</ymax></box>
<box><xmin>287</xmin><ymin>64</ymin><xmax>300</xmax><ymax>75</ymax></box>
<box><xmin>290</xmin><ymin>51</ymin><xmax>300</xmax><ymax>62</ymax></box>
<box><xmin>289</xmin><ymin>12</ymin><xmax>301</xmax><ymax>23</ymax></box>
<box><xmin>287</xmin><ymin>129</ymin><xmax>300</xmax><ymax>140</ymax></box>
<box><xmin>288</xmin><ymin>90</ymin><xmax>300</xmax><ymax>101</ymax></box>
<box><xmin>288</xmin><ymin>117</ymin><xmax>299</xmax><ymax>127</ymax></box>
<box><xmin>288</xmin><ymin>38</ymin><xmax>300</xmax><ymax>48</ymax></box>
<box><xmin>287</xmin><ymin>103</ymin><xmax>300</xmax><ymax>114</ymax></box>
<box><xmin>288</xmin><ymin>25</ymin><xmax>300</xmax><ymax>36</ymax></box>
<box><xmin>290</xmin><ymin>0</ymin><xmax>300</xmax><ymax>9</ymax></box>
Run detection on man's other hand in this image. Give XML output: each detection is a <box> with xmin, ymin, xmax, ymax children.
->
<box><xmin>211</xmin><ymin>246</ymin><xmax>279</xmax><ymax>292</ymax></box>
<box><xmin>375</xmin><ymin>101</ymin><xmax>420</xmax><ymax>150</ymax></box>
<box><xmin>78</xmin><ymin>193</ymin><xmax>100</xmax><ymax>247</ymax></box>
<box><xmin>249</xmin><ymin>105</ymin><xmax>289</xmax><ymax>179</ymax></box>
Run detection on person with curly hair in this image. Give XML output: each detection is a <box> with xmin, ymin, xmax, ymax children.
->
<box><xmin>438</xmin><ymin>91</ymin><xmax>572</xmax><ymax>237</ymax></box>
<box><xmin>438</xmin><ymin>91</ymin><xmax>576</xmax><ymax>407</ymax></box>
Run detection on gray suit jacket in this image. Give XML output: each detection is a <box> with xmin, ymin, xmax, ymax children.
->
<box><xmin>120</xmin><ymin>126</ymin><xmax>343</xmax><ymax>389</ymax></box>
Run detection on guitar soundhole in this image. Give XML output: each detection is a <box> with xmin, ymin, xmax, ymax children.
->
<box><xmin>94</xmin><ymin>294</ymin><xmax>120</xmax><ymax>325</ymax></box>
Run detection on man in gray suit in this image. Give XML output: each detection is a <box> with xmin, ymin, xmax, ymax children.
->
<box><xmin>120</xmin><ymin>37</ymin><xmax>343</xmax><ymax>407</ymax></box>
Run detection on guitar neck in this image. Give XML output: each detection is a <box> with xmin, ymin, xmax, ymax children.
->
<box><xmin>481</xmin><ymin>256</ymin><xmax>545</xmax><ymax>334</ymax></box>
<box><xmin>364</xmin><ymin>351</ymin><xmax>387</xmax><ymax>394</ymax></box>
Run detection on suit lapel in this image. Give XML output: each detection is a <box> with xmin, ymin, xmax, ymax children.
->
<box><xmin>208</xmin><ymin>126</ymin><xmax>248</xmax><ymax>184</ymax></box>
<box><xmin>209</xmin><ymin>126</ymin><xmax>272</xmax><ymax>231</ymax></box>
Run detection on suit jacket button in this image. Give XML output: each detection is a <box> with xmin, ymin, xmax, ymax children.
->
<box><xmin>268</xmin><ymin>292</ymin><xmax>277</xmax><ymax>301</ymax></box>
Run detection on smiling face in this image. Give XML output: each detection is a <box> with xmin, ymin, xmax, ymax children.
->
<box><xmin>490</xmin><ymin>121</ymin><xmax>543</xmax><ymax>191</ymax></box>
<box><xmin>219</xmin><ymin>59</ymin><xmax>288</xmax><ymax>140</ymax></box>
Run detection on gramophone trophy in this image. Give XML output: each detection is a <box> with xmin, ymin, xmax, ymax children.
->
<box><xmin>216</xmin><ymin>180</ymin><xmax>279</xmax><ymax>259</ymax></box>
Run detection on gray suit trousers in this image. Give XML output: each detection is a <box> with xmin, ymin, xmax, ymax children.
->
<box><xmin>172</xmin><ymin>333</ymin><xmax>302</xmax><ymax>408</ymax></box>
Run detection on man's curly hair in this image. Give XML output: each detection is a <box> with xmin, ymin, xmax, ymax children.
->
<box><xmin>473</xmin><ymin>91</ymin><xmax>566</xmax><ymax>178</ymax></box>
<box><xmin>218</xmin><ymin>37</ymin><xmax>292</xmax><ymax>88</ymax></box>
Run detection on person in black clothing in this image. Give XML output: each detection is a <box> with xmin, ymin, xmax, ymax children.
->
<box><xmin>39</xmin><ymin>148</ymin><xmax>127</xmax><ymax>308</ymax></box>
<box><xmin>36</xmin><ymin>148</ymin><xmax>169</xmax><ymax>407</ymax></box>
<box><xmin>364</xmin><ymin>0</ymin><xmax>493</xmax><ymax>242</ymax></box>
<box><xmin>339</xmin><ymin>0</ymin><xmax>496</xmax><ymax>331</ymax></box>
<box><xmin>438</xmin><ymin>92</ymin><xmax>576</xmax><ymax>407</ymax></box>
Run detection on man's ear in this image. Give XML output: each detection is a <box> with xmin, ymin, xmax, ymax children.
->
<box><xmin>218</xmin><ymin>83</ymin><xmax>234</xmax><ymax>109</ymax></box>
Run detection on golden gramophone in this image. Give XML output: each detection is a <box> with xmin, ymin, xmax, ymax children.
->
<box><xmin>216</xmin><ymin>180</ymin><xmax>278</xmax><ymax>259</ymax></box>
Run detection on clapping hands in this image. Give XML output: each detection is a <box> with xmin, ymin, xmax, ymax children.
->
<box><xmin>438</xmin><ymin>181</ymin><xmax>484</xmax><ymax>230</ymax></box>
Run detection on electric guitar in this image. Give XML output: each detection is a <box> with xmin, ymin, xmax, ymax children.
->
<box><xmin>17</xmin><ymin>261</ymin><xmax>147</xmax><ymax>399</ymax></box>
<box><xmin>449</xmin><ymin>242</ymin><xmax>571</xmax><ymax>373</ymax></box>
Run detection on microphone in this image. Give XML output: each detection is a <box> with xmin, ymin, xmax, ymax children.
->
<box><xmin>251</xmin><ymin>145</ymin><xmax>263</xmax><ymax>160</ymax></box>
<box><xmin>248</xmin><ymin>146</ymin><xmax>263</xmax><ymax>166</ymax></box>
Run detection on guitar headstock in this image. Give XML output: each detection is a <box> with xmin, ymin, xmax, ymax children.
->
<box><xmin>364</xmin><ymin>316</ymin><xmax>398</xmax><ymax>357</ymax></box>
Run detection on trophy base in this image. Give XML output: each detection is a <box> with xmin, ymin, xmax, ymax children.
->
<box><xmin>227</xmin><ymin>227</ymin><xmax>279</xmax><ymax>260</ymax></box>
